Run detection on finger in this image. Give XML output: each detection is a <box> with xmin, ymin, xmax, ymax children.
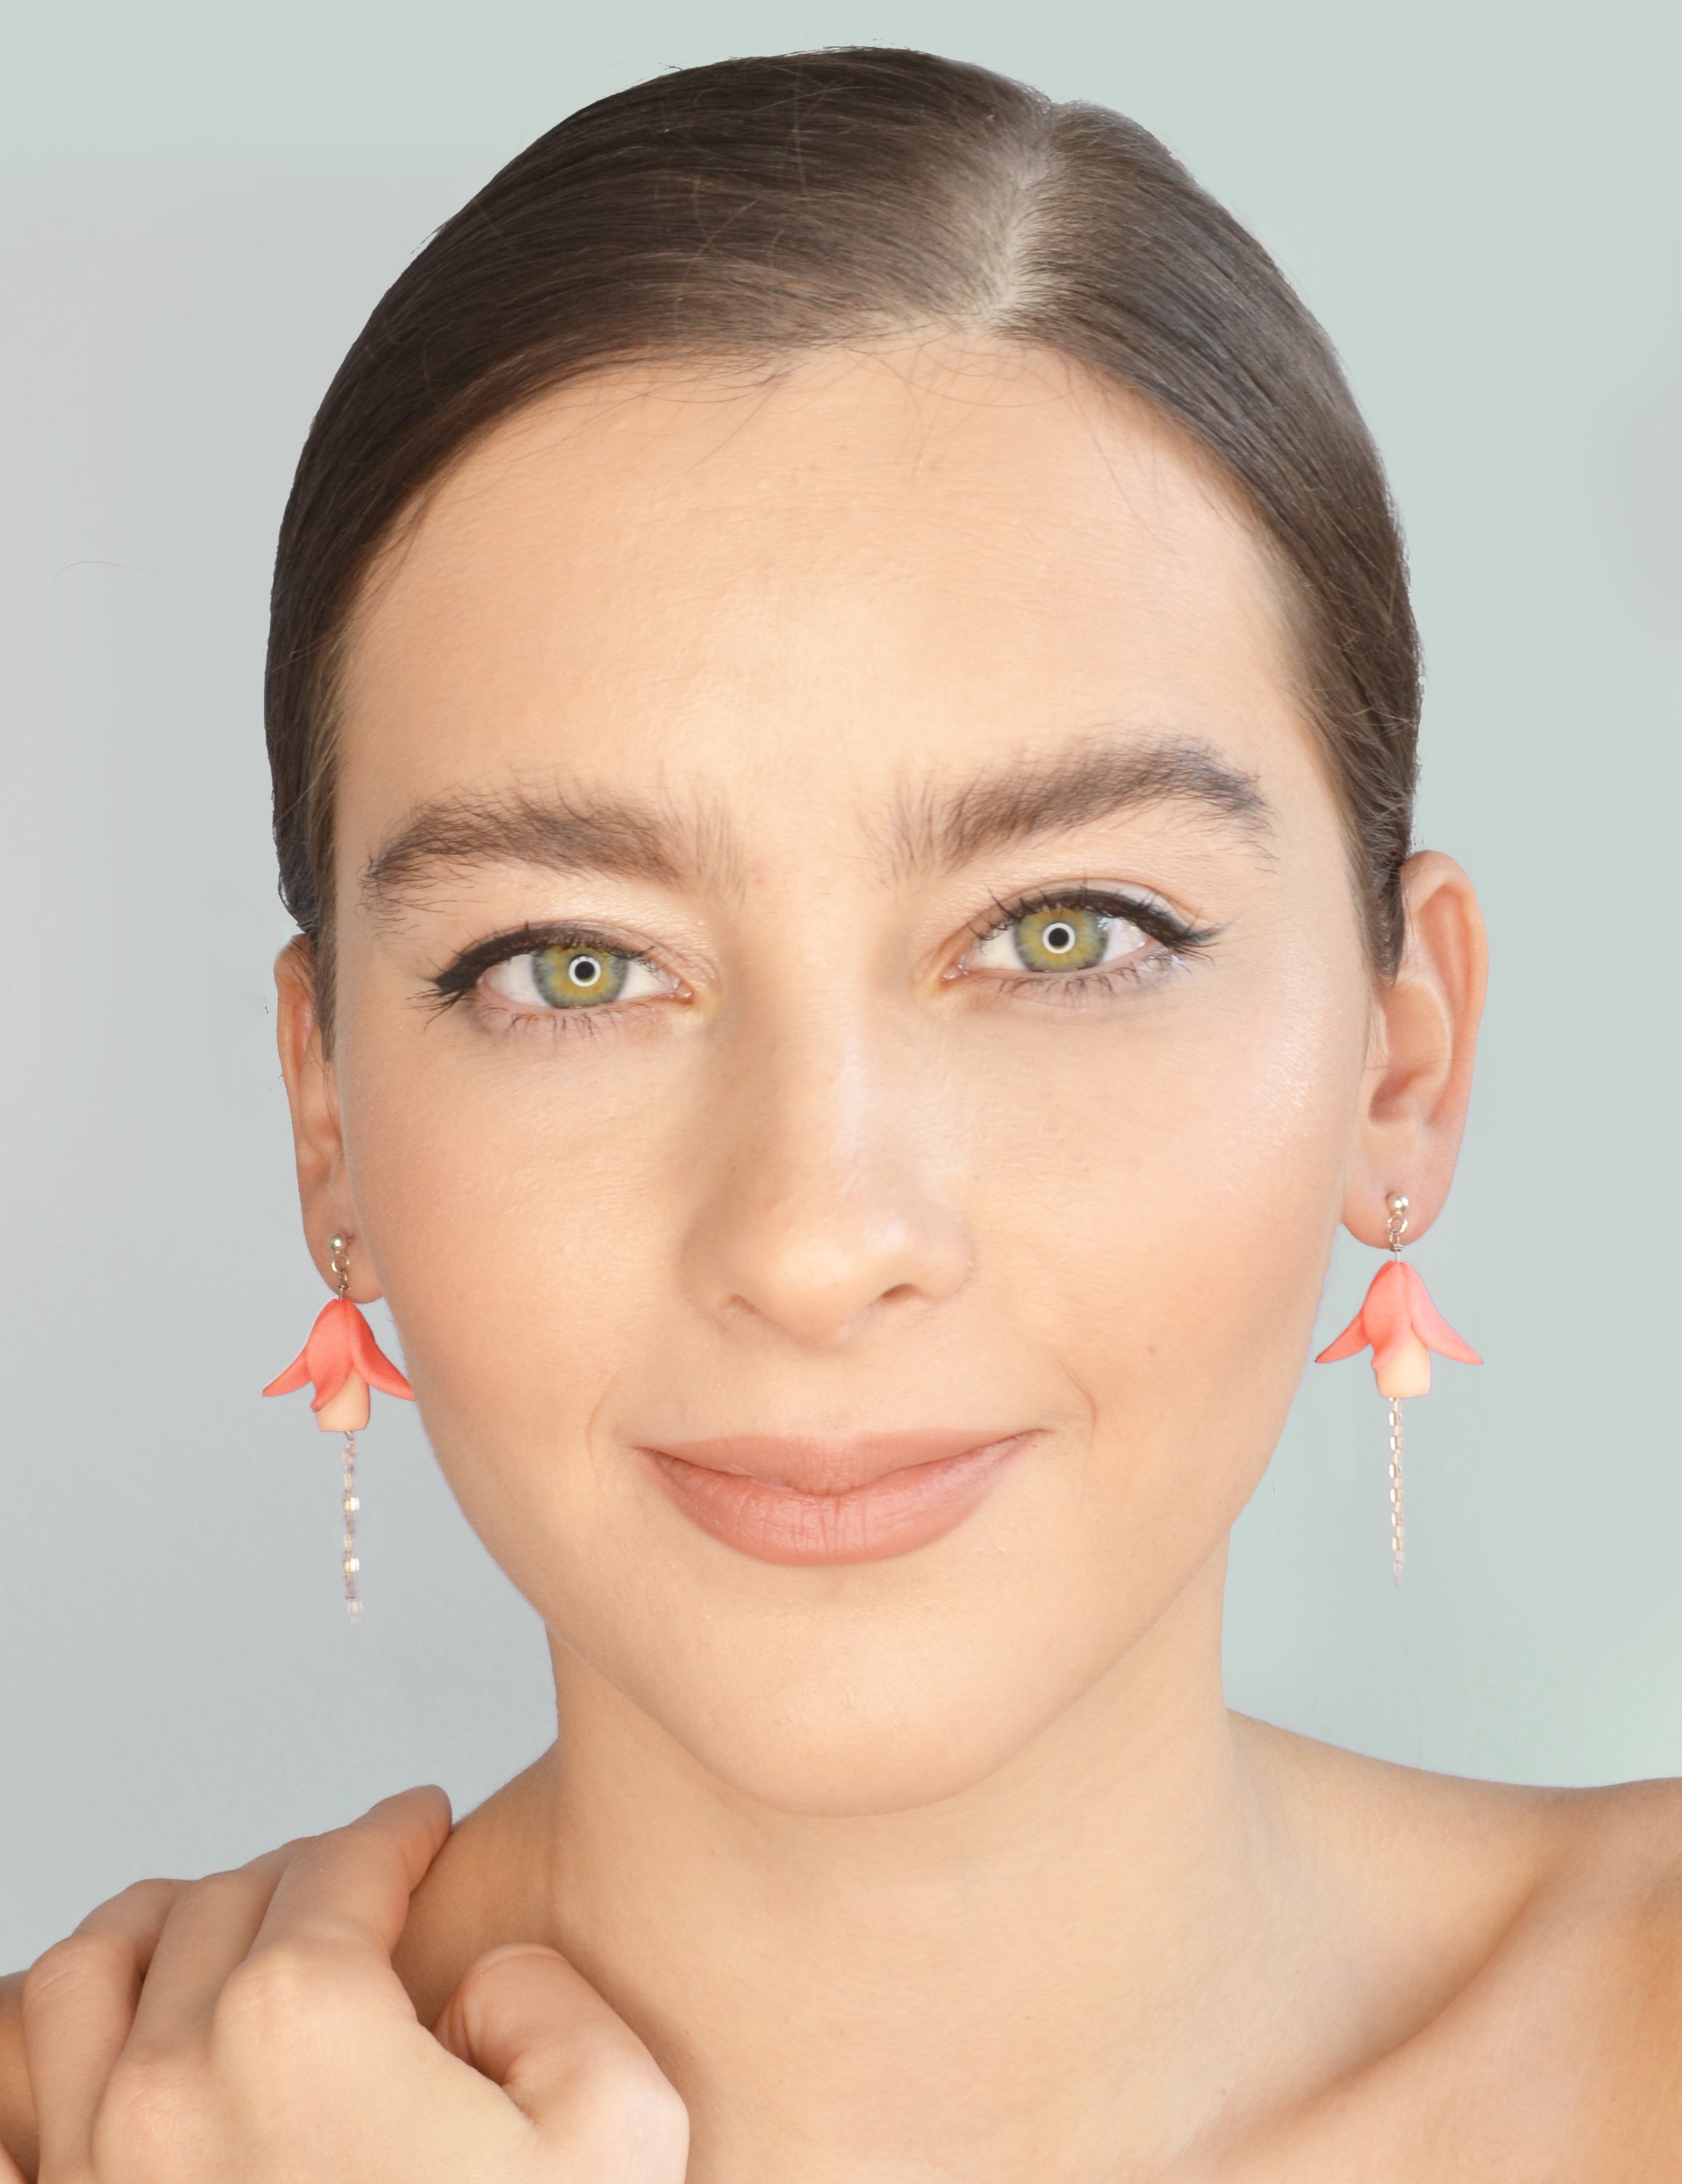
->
<box><xmin>22</xmin><ymin>1879</ymin><xmax>181</xmax><ymax>2177</ymax></box>
<box><xmin>124</xmin><ymin>1844</ymin><xmax>295</xmax><ymax>2052</ymax></box>
<box><xmin>1</xmin><ymin>1971</ymin><xmax>34</xmax><ymax>2182</ymax></box>
<box><xmin>245</xmin><ymin>1786</ymin><xmax>451</xmax><ymax>1989</ymax></box>
<box><xmin>437</xmin><ymin>1943</ymin><xmax>688</xmax><ymax>2180</ymax></box>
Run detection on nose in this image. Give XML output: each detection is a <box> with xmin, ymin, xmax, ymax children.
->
<box><xmin>681</xmin><ymin>1015</ymin><xmax>972</xmax><ymax>1349</ymax></box>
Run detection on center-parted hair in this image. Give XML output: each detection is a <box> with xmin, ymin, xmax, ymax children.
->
<box><xmin>266</xmin><ymin>47</ymin><xmax>1419</xmax><ymax>1026</ymax></box>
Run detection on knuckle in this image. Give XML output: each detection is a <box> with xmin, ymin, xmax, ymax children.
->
<box><xmin>213</xmin><ymin>1942</ymin><xmax>331</xmax><ymax>2049</ymax></box>
<box><xmin>444</xmin><ymin>1947</ymin><xmax>510</xmax><ymax>2019</ymax></box>
<box><xmin>178</xmin><ymin>1864</ymin><xmax>263</xmax><ymax>1918</ymax></box>
<box><xmin>107</xmin><ymin>1875</ymin><xmax>183</xmax><ymax>1921</ymax></box>
<box><xmin>23</xmin><ymin>1875</ymin><xmax>184</xmax><ymax>2013</ymax></box>
<box><xmin>24</xmin><ymin>1929</ymin><xmax>125</xmax><ymax>2010</ymax></box>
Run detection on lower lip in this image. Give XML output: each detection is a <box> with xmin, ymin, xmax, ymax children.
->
<box><xmin>646</xmin><ymin>1436</ymin><xmax>1032</xmax><ymax>1566</ymax></box>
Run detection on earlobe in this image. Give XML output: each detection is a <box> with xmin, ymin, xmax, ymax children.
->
<box><xmin>1342</xmin><ymin>851</ymin><xmax>1488</xmax><ymax>1248</ymax></box>
<box><xmin>274</xmin><ymin>936</ymin><xmax>370</xmax><ymax>1297</ymax></box>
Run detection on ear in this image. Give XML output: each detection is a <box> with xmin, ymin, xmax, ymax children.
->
<box><xmin>275</xmin><ymin>936</ymin><xmax>381</xmax><ymax>1302</ymax></box>
<box><xmin>1343</xmin><ymin>850</ymin><xmax>1488</xmax><ymax>1249</ymax></box>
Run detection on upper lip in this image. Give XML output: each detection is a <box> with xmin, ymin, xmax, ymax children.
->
<box><xmin>643</xmin><ymin>1429</ymin><xmax>1032</xmax><ymax>1496</ymax></box>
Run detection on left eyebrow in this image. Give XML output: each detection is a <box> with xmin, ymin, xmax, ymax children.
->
<box><xmin>360</xmin><ymin>781</ymin><xmax>742</xmax><ymax>919</ymax></box>
<box><xmin>885</xmin><ymin>732</ymin><xmax>1274</xmax><ymax>879</ymax></box>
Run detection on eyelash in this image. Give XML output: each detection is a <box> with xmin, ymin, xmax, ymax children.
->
<box><xmin>424</xmin><ymin>922</ymin><xmax>672</xmax><ymax>1029</ymax></box>
<box><xmin>962</xmin><ymin>887</ymin><xmax>1216</xmax><ymax>1002</ymax></box>
<box><xmin>425</xmin><ymin>890</ymin><xmax>1217</xmax><ymax>1033</ymax></box>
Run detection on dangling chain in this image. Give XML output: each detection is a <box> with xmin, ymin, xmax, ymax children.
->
<box><xmin>341</xmin><ymin>1436</ymin><xmax>362</xmax><ymax>1619</ymax></box>
<box><xmin>1387</xmin><ymin>1398</ymin><xmax>1405</xmax><ymax>1586</ymax></box>
<box><xmin>1386</xmin><ymin>1195</ymin><xmax>1408</xmax><ymax>1587</ymax></box>
<box><xmin>330</xmin><ymin>1235</ymin><xmax>362</xmax><ymax>1620</ymax></box>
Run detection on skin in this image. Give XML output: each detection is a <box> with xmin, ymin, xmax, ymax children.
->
<box><xmin>5</xmin><ymin>339</ymin><xmax>1680</xmax><ymax>2181</ymax></box>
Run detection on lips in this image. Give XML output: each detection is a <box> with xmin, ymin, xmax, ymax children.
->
<box><xmin>643</xmin><ymin>1428</ymin><xmax>1034</xmax><ymax>1566</ymax></box>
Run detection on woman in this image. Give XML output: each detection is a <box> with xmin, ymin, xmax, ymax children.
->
<box><xmin>3</xmin><ymin>46</ymin><xmax>1677</xmax><ymax>2182</ymax></box>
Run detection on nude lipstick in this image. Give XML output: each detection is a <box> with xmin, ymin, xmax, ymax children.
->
<box><xmin>643</xmin><ymin>1428</ymin><xmax>1033</xmax><ymax>1565</ymax></box>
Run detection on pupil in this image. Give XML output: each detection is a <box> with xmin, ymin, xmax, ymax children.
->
<box><xmin>569</xmin><ymin>954</ymin><xmax>601</xmax><ymax>986</ymax></box>
<box><xmin>1043</xmin><ymin>921</ymin><xmax>1076</xmax><ymax>953</ymax></box>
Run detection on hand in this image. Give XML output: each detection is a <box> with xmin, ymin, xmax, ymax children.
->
<box><xmin>9</xmin><ymin>1787</ymin><xmax>687</xmax><ymax>2183</ymax></box>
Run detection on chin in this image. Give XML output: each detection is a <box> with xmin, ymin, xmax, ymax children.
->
<box><xmin>664</xmin><ymin>1699</ymin><xmax>1052</xmax><ymax>1820</ymax></box>
<box><xmin>547</xmin><ymin>1556</ymin><xmax>1183</xmax><ymax>1821</ymax></box>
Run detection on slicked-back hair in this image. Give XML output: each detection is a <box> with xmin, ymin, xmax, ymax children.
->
<box><xmin>267</xmin><ymin>47</ymin><xmax>1419</xmax><ymax>1031</ymax></box>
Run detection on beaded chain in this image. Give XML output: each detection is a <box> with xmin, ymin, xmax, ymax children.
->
<box><xmin>1385</xmin><ymin>1194</ymin><xmax>1408</xmax><ymax>1586</ymax></box>
<box><xmin>330</xmin><ymin>1235</ymin><xmax>362</xmax><ymax>1619</ymax></box>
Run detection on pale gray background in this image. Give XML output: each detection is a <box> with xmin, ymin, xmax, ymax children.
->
<box><xmin>1</xmin><ymin>0</ymin><xmax>1677</xmax><ymax>1966</ymax></box>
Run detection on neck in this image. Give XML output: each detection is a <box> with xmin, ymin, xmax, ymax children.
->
<box><xmin>407</xmin><ymin>1552</ymin><xmax>1363</xmax><ymax>2181</ymax></box>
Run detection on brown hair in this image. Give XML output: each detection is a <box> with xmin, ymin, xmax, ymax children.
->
<box><xmin>267</xmin><ymin>47</ymin><xmax>1419</xmax><ymax>1026</ymax></box>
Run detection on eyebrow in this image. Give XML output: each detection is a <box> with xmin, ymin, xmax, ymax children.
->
<box><xmin>886</xmin><ymin>732</ymin><xmax>1274</xmax><ymax>877</ymax></box>
<box><xmin>361</xmin><ymin>731</ymin><xmax>1272</xmax><ymax>917</ymax></box>
<box><xmin>362</xmin><ymin>784</ymin><xmax>742</xmax><ymax>917</ymax></box>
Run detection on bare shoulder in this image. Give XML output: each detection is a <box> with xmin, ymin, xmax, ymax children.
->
<box><xmin>1237</xmin><ymin>1722</ymin><xmax>1682</xmax><ymax>2177</ymax></box>
<box><xmin>1533</xmin><ymin>1772</ymin><xmax>1682</xmax><ymax>2006</ymax></box>
<box><xmin>1427</xmin><ymin>1775</ymin><xmax>1682</xmax><ymax>2177</ymax></box>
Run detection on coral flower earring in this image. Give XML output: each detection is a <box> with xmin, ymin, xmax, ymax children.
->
<box><xmin>1315</xmin><ymin>1195</ymin><xmax>1480</xmax><ymax>1585</ymax></box>
<box><xmin>263</xmin><ymin>1235</ymin><xmax>414</xmax><ymax>1615</ymax></box>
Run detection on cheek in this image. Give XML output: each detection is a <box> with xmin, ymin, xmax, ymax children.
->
<box><xmin>333</xmin><ymin>1010</ymin><xmax>696</xmax><ymax>1556</ymax></box>
<box><xmin>970</xmin><ymin>955</ymin><xmax>1367</xmax><ymax>1524</ymax></box>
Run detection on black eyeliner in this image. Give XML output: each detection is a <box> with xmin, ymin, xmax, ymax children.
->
<box><xmin>977</xmin><ymin>885</ymin><xmax>1220</xmax><ymax>956</ymax></box>
<box><xmin>426</xmin><ymin>921</ymin><xmax>648</xmax><ymax>1010</ymax></box>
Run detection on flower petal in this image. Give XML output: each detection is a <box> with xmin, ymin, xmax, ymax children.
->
<box><xmin>302</xmin><ymin>1298</ymin><xmax>357</xmax><ymax>1406</ymax></box>
<box><xmin>1397</xmin><ymin>1262</ymin><xmax>1482</xmax><ymax>1364</ymax></box>
<box><xmin>261</xmin><ymin>1348</ymin><xmax>313</xmax><ymax>1398</ymax></box>
<box><xmin>1314</xmin><ymin>1313</ymin><xmax>1370</xmax><ymax>1364</ymax></box>
<box><xmin>344</xmin><ymin>1306</ymin><xmax>415</xmax><ymax>1400</ymax></box>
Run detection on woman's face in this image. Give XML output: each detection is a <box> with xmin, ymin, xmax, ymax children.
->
<box><xmin>311</xmin><ymin>342</ymin><xmax>1376</xmax><ymax>1814</ymax></box>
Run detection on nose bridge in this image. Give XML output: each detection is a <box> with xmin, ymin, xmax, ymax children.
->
<box><xmin>683</xmin><ymin>994</ymin><xmax>970</xmax><ymax>1348</ymax></box>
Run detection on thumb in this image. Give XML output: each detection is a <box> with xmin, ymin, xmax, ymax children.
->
<box><xmin>436</xmin><ymin>1943</ymin><xmax>688</xmax><ymax>2180</ymax></box>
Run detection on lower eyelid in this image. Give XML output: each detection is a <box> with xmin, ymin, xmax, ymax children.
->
<box><xmin>988</xmin><ymin>954</ymin><xmax>1182</xmax><ymax>1005</ymax></box>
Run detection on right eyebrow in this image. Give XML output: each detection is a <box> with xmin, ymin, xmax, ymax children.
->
<box><xmin>885</xmin><ymin>730</ymin><xmax>1275</xmax><ymax>879</ymax></box>
<box><xmin>360</xmin><ymin>784</ymin><xmax>742</xmax><ymax>919</ymax></box>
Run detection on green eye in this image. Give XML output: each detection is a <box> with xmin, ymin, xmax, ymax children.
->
<box><xmin>1010</xmin><ymin>906</ymin><xmax>1111</xmax><ymax>973</ymax></box>
<box><xmin>530</xmin><ymin>945</ymin><xmax>629</xmax><ymax>1008</ymax></box>
<box><xmin>965</xmin><ymin>898</ymin><xmax>1157</xmax><ymax>983</ymax></box>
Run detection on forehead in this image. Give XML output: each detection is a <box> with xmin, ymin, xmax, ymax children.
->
<box><xmin>337</xmin><ymin>341</ymin><xmax>1314</xmax><ymax>838</ymax></box>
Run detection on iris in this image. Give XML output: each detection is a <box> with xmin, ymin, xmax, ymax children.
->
<box><xmin>1010</xmin><ymin>906</ymin><xmax>1111</xmax><ymax>973</ymax></box>
<box><xmin>531</xmin><ymin>946</ymin><xmax>629</xmax><ymax>1008</ymax></box>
